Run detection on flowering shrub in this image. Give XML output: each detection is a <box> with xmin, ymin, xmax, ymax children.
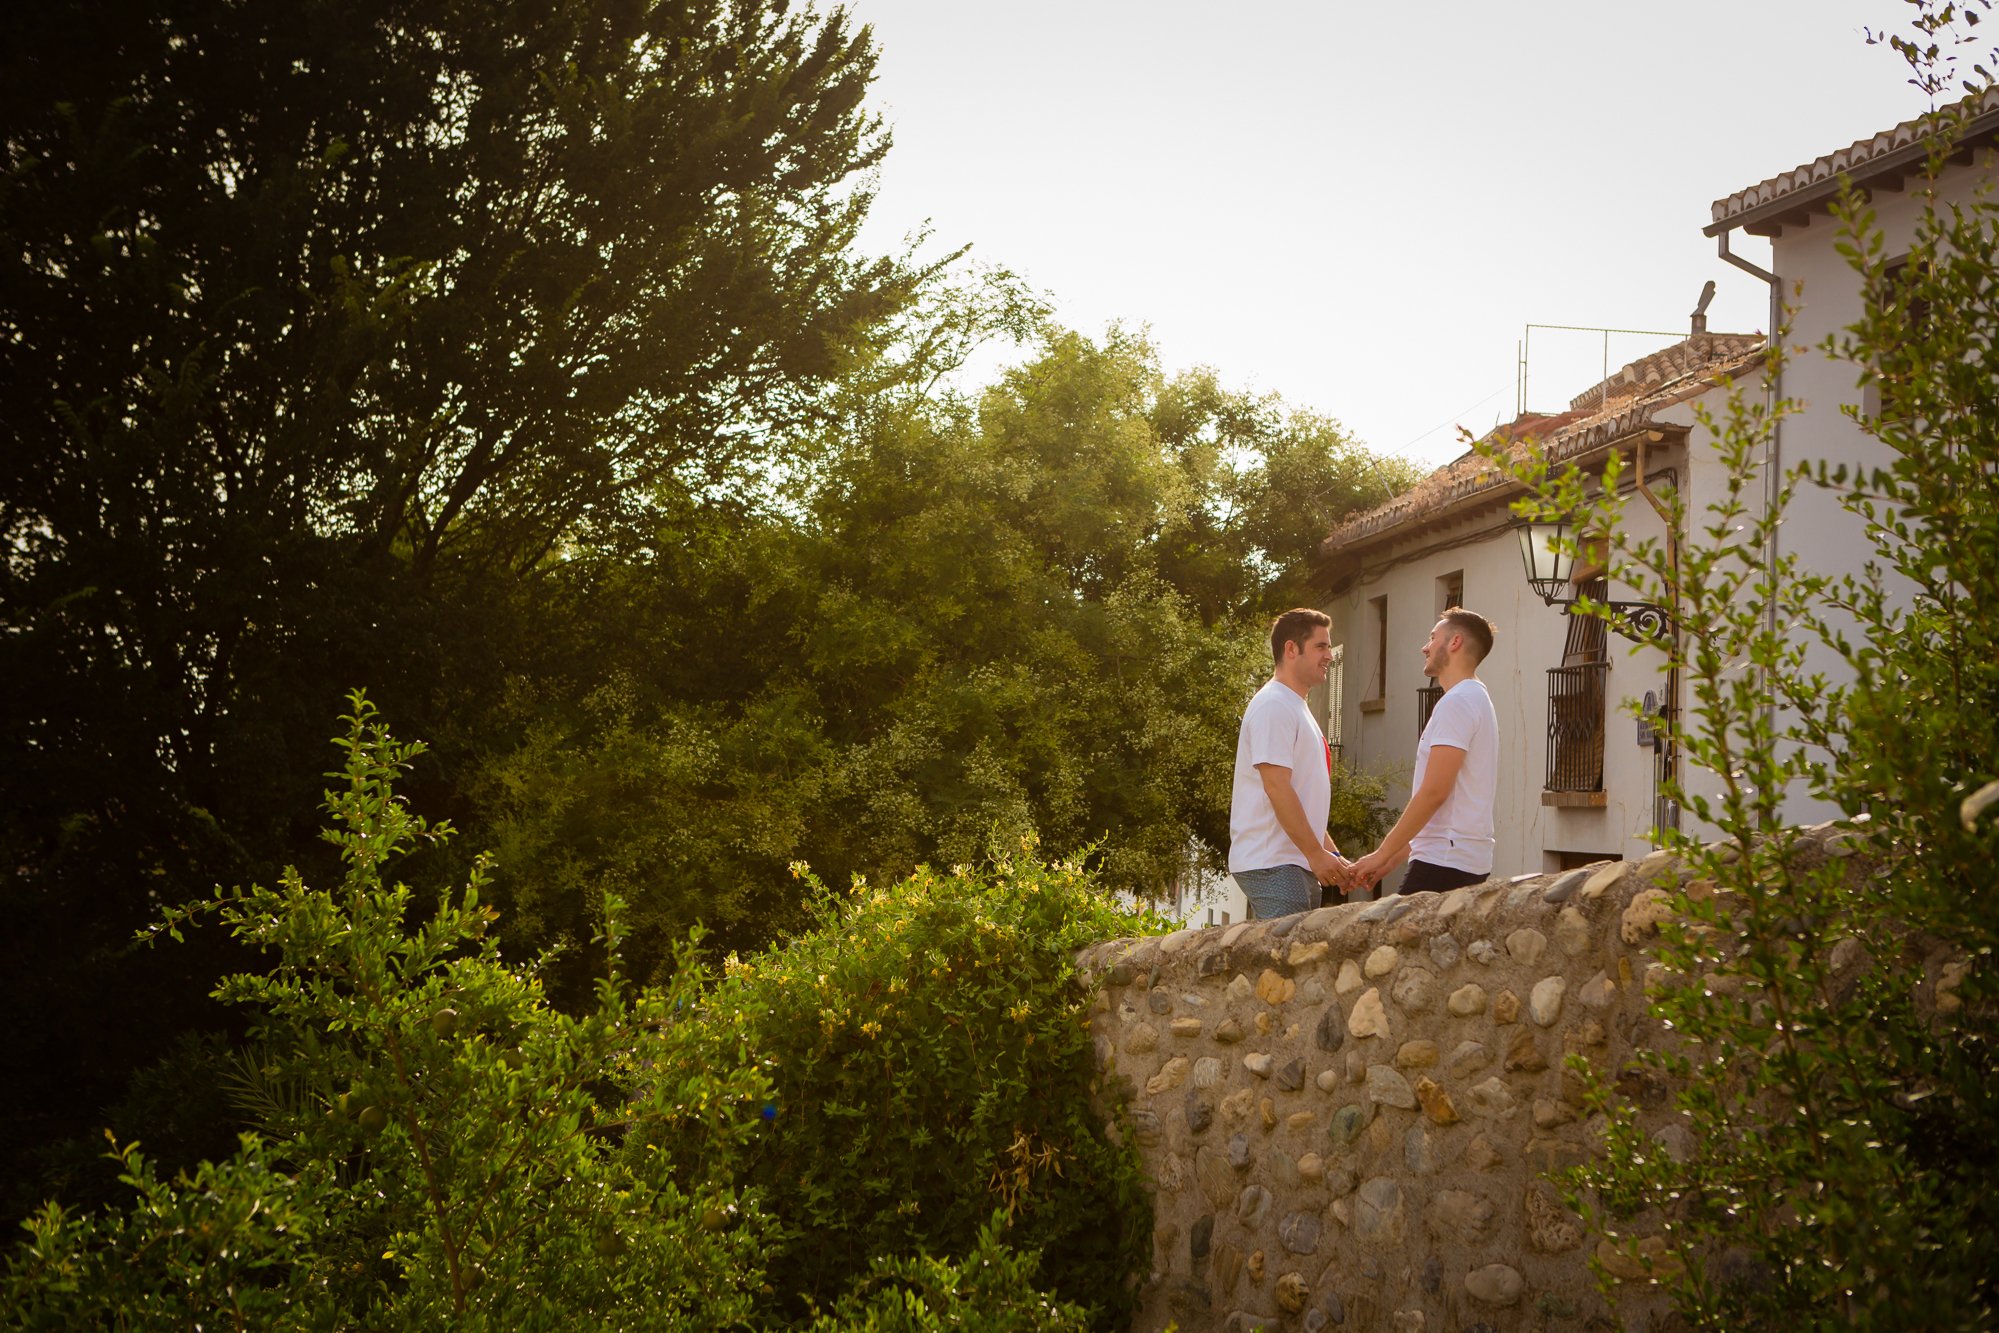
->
<box><xmin>704</xmin><ymin>851</ymin><xmax>1163</xmax><ymax>1326</ymax></box>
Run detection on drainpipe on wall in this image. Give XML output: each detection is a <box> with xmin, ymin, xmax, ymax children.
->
<box><xmin>1717</xmin><ymin>229</ymin><xmax>1784</xmax><ymax>636</ymax></box>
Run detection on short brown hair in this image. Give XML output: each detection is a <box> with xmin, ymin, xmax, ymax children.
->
<box><xmin>1270</xmin><ymin>608</ymin><xmax>1331</xmax><ymax>665</ymax></box>
<box><xmin>1440</xmin><ymin>607</ymin><xmax>1495</xmax><ymax>663</ymax></box>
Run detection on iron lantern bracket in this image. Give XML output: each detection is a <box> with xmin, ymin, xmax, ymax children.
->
<box><xmin>1537</xmin><ymin>592</ymin><xmax>1675</xmax><ymax>645</ymax></box>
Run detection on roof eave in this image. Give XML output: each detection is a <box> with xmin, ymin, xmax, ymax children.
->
<box><xmin>1318</xmin><ymin>416</ymin><xmax>1696</xmax><ymax>570</ymax></box>
<box><xmin>1706</xmin><ymin>105</ymin><xmax>1999</xmax><ymax>238</ymax></box>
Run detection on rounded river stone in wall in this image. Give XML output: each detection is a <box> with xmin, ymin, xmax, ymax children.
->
<box><xmin>1327</xmin><ymin>1103</ymin><xmax>1370</xmax><ymax>1149</ymax></box>
<box><xmin>1464</xmin><ymin>1264</ymin><xmax>1525</xmax><ymax>1306</ymax></box>
<box><xmin>1469</xmin><ymin>1076</ymin><xmax>1516</xmax><ymax>1115</ymax></box>
<box><xmin>1425</xmin><ymin>1189</ymin><xmax>1499</xmax><ymax>1245</ymax></box>
<box><xmin>1237</xmin><ymin>1183</ymin><xmax>1273</xmax><ymax>1228</ymax></box>
<box><xmin>1228</xmin><ymin>1133</ymin><xmax>1254</xmax><ymax>1170</ymax></box>
<box><xmin>1555</xmin><ymin>904</ymin><xmax>1591</xmax><ymax>954</ymax></box>
<box><xmin>1389</xmin><ymin>966</ymin><xmax>1437</xmax><ymax>1014</ymax></box>
<box><xmin>1149</xmin><ymin>987</ymin><xmax>1174</xmax><ymax>1014</ymax></box>
<box><xmin>1447</xmin><ymin>1040</ymin><xmax>1490</xmax><ymax>1079</ymax></box>
<box><xmin>1193</xmin><ymin>1056</ymin><xmax>1224</xmax><ymax>1088</ymax></box>
<box><xmin>1315</xmin><ymin>1000</ymin><xmax>1347</xmax><ymax>1052</ymax></box>
<box><xmin>1352</xmin><ymin>1177</ymin><xmax>1405</xmax><ymax>1245</ymax></box>
<box><xmin>1196</xmin><ymin>1146</ymin><xmax>1235</xmax><ymax>1209</ymax></box>
<box><xmin>1347</xmin><ymin>989</ymin><xmax>1390</xmax><ymax>1039</ymax></box>
<box><xmin>1529</xmin><ymin>975</ymin><xmax>1566</xmax><ymax>1027</ymax></box>
<box><xmin>1186</xmin><ymin>1089</ymin><xmax>1215</xmax><ymax>1134</ymax></box>
<box><xmin>1394</xmin><ymin>1039</ymin><xmax>1439</xmax><ymax>1070</ymax></box>
<box><xmin>1277</xmin><ymin>1058</ymin><xmax>1307</xmax><ymax>1091</ymax></box>
<box><xmin>1191</xmin><ymin>1212</ymin><xmax>1215</xmax><ymax>1259</ymax></box>
<box><xmin>1279</xmin><ymin>1211</ymin><xmax>1323</xmax><ymax>1255</ymax></box>
<box><xmin>1428</xmin><ymin>934</ymin><xmax>1461</xmax><ymax>971</ymax></box>
<box><xmin>1364</xmin><ymin>1064</ymin><xmax>1416</xmax><ymax>1110</ymax></box>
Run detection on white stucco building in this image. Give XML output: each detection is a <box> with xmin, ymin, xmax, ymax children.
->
<box><xmin>1316</xmin><ymin>96</ymin><xmax>1999</xmax><ymax>884</ymax></box>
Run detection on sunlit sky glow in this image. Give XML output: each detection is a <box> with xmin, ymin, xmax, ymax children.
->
<box><xmin>848</xmin><ymin>0</ymin><xmax>1938</xmax><ymax>471</ymax></box>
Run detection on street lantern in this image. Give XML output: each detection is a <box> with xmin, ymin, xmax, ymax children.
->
<box><xmin>1517</xmin><ymin>519</ymin><xmax>1577</xmax><ymax>604</ymax></box>
<box><xmin>1514</xmin><ymin>519</ymin><xmax>1675</xmax><ymax>643</ymax></box>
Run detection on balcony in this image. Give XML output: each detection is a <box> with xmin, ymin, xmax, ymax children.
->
<box><xmin>1544</xmin><ymin>661</ymin><xmax>1610</xmax><ymax>804</ymax></box>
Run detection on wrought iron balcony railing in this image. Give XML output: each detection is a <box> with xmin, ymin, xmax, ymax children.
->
<box><xmin>1546</xmin><ymin>661</ymin><xmax>1610</xmax><ymax>792</ymax></box>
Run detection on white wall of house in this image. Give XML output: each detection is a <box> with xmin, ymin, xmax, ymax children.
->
<box><xmin>1322</xmin><ymin>467</ymin><xmax>1684</xmax><ymax>882</ymax></box>
<box><xmin>1693</xmin><ymin>144</ymin><xmax>1998</xmax><ymax>828</ymax></box>
<box><xmin>1310</xmin><ymin>120</ymin><xmax>1994</xmax><ymax>865</ymax></box>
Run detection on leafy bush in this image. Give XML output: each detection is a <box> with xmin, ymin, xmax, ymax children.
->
<box><xmin>702</xmin><ymin>849</ymin><xmax>1160</xmax><ymax>1325</ymax></box>
<box><xmin>4</xmin><ymin>695</ymin><xmax>772</xmax><ymax>1331</ymax></box>
<box><xmin>4</xmin><ymin>699</ymin><xmax>1147</xmax><ymax>1331</ymax></box>
<box><xmin>804</xmin><ymin>1213</ymin><xmax>1093</xmax><ymax>1333</ymax></box>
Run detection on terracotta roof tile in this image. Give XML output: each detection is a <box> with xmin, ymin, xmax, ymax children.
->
<box><xmin>1320</xmin><ymin>334</ymin><xmax>1766</xmax><ymax>565</ymax></box>
<box><xmin>1710</xmin><ymin>89</ymin><xmax>1999</xmax><ymax>231</ymax></box>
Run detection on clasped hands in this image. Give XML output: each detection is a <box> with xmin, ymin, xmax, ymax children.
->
<box><xmin>1308</xmin><ymin>841</ymin><xmax>1400</xmax><ymax>895</ymax></box>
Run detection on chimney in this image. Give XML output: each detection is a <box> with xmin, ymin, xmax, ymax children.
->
<box><xmin>1690</xmin><ymin>280</ymin><xmax>1716</xmax><ymax>337</ymax></box>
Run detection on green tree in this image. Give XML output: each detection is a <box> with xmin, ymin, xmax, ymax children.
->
<box><xmin>463</xmin><ymin>327</ymin><xmax>1408</xmax><ymax>1000</ymax></box>
<box><xmin>0</xmin><ymin>0</ymin><xmax>918</xmax><ymax>1204</ymax></box>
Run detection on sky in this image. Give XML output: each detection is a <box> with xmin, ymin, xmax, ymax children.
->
<box><xmin>843</xmin><ymin>0</ymin><xmax>1938</xmax><ymax>472</ymax></box>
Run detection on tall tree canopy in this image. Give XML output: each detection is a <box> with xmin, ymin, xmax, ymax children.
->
<box><xmin>464</xmin><ymin>326</ymin><xmax>1414</xmax><ymax>1002</ymax></box>
<box><xmin>0</xmin><ymin>0</ymin><xmax>918</xmax><ymax>1204</ymax></box>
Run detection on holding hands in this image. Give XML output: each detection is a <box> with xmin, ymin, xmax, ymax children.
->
<box><xmin>1308</xmin><ymin>842</ymin><xmax>1351</xmax><ymax>892</ymax></box>
<box><xmin>1348</xmin><ymin>844</ymin><xmax>1405</xmax><ymax>893</ymax></box>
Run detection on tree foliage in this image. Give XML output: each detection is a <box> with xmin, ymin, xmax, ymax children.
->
<box><xmin>0</xmin><ymin>0</ymin><xmax>1417</xmax><ymax>1216</ymax></box>
<box><xmin>0</xmin><ymin>0</ymin><xmax>919</xmax><ymax>1204</ymax></box>
<box><xmin>464</xmin><ymin>327</ymin><xmax>1410</xmax><ymax>1001</ymax></box>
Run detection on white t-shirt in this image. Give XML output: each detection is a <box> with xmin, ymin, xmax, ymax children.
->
<box><xmin>1228</xmin><ymin>679</ymin><xmax>1333</xmax><ymax>875</ymax></box>
<box><xmin>1409</xmin><ymin>678</ymin><xmax>1500</xmax><ymax>874</ymax></box>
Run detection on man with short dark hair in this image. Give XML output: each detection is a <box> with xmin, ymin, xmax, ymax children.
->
<box><xmin>1228</xmin><ymin>609</ymin><xmax>1349</xmax><ymax>919</ymax></box>
<box><xmin>1352</xmin><ymin>607</ymin><xmax>1500</xmax><ymax>896</ymax></box>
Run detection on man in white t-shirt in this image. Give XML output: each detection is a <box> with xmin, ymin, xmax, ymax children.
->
<box><xmin>1352</xmin><ymin>607</ymin><xmax>1501</xmax><ymax>896</ymax></box>
<box><xmin>1228</xmin><ymin>609</ymin><xmax>1350</xmax><ymax>919</ymax></box>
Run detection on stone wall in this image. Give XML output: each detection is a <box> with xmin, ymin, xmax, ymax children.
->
<box><xmin>1077</xmin><ymin>851</ymin><xmax>1708</xmax><ymax>1333</ymax></box>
